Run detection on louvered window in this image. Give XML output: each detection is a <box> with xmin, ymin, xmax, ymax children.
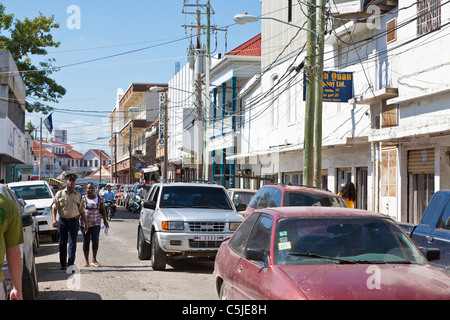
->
<box><xmin>417</xmin><ymin>0</ymin><xmax>441</xmax><ymax>36</ymax></box>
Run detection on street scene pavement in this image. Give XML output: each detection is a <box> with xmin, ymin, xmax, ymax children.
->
<box><xmin>35</xmin><ymin>206</ymin><xmax>217</xmax><ymax>300</ymax></box>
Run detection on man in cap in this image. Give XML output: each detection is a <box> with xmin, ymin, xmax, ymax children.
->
<box><xmin>52</xmin><ymin>173</ymin><xmax>88</xmax><ymax>270</ymax></box>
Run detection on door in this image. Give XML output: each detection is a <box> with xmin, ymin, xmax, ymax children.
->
<box><xmin>356</xmin><ymin>167</ymin><xmax>368</xmax><ymax>210</ymax></box>
<box><xmin>142</xmin><ymin>186</ymin><xmax>159</xmax><ymax>238</ymax></box>
<box><xmin>424</xmin><ymin>198</ymin><xmax>450</xmax><ymax>275</ymax></box>
<box><xmin>234</xmin><ymin>214</ymin><xmax>274</xmax><ymax>299</ymax></box>
<box><xmin>226</xmin><ymin>213</ymin><xmax>260</xmax><ymax>299</ymax></box>
<box><xmin>410</xmin><ymin>193</ymin><xmax>445</xmax><ymax>256</ymax></box>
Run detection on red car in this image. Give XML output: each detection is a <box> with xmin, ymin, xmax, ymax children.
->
<box><xmin>244</xmin><ymin>184</ymin><xmax>346</xmax><ymax>217</ymax></box>
<box><xmin>213</xmin><ymin>207</ymin><xmax>450</xmax><ymax>300</ymax></box>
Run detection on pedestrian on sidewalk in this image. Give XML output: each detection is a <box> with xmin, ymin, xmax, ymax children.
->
<box><xmin>338</xmin><ymin>181</ymin><xmax>356</xmax><ymax>208</ymax></box>
<box><xmin>0</xmin><ymin>194</ymin><xmax>24</xmax><ymax>300</ymax></box>
<box><xmin>52</xmin><ymin>174</ymin><xmax>88</xmax><ymax>270</ymax></box>
<box><xmin>80</xmin><ymin>183</ymin><xmax>109</xmax><ymax>267</ymax></box>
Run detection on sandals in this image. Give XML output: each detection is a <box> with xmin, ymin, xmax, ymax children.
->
<box><xmin>91</xmin><ymin>261</ymin><xmax>101</xmax><ymax>267</ymax></box>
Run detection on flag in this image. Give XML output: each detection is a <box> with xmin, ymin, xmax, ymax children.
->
<box><xmin>43</xmin><ymin>113</ymin><xmax>53</xmax><ymax>134</ymax></box>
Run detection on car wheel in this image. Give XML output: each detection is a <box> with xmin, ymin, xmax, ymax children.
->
<box><xmin>219</xmin><ymin>282</ymin><xmax>227</xmax><ymax>300</ymax></box>
<box><xmin>137</xmin><ymin>227</ymin><xmax>151</xmax><ymax>260</ymax></box>
<box><xmin>151</xmin><ymin>232</ymin><xmax>167</xmax><ymax>271</ymax></box>
<box><xmin>22</xmin><ymin>264</ymin><xmax>36</xmax><ymax>300</ymax></box>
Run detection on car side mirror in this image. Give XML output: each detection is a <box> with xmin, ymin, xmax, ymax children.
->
<box><xmin>21</xmin><ymin>214</ymin><xmax>33</xmax><ymax>228</ymax></box>
<box><xmin>143</xmin><ymin>200</ymin><xmax>156</xmax><ymax>210</ymax></box>
<box><xmin>24</xmin><ymin>204</ymin><xmax>37</xmax><ymax>215</ymax></box>
<box><xmin>246</xmin><ymin>248</ymin><xmax>269</xmax><ymax>267</ymax></box>
<box><xmin>236</xmin><ymin>203</ymin><xmax>247</xmax><ymax>211</ymax></box>
<box><xmin>424</xmin><ymin>248</ymin><xmax>440</xmax><ymax>262</ymax></box>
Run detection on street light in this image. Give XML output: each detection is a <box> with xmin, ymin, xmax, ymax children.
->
<box><xmin>233</xmin><ymin>14</ymin><xmax>320</xmax><ymax>44</ymax></box>
<box><xmin>150</xmin><ymin>86</ymin><xmax>168</xmax><ymax>180</ymax></box>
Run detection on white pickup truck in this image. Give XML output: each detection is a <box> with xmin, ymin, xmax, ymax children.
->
<box><xmin>137</xmin><ymin>182</ymin><xmax>245</xmax><ymax>271</ymax></box>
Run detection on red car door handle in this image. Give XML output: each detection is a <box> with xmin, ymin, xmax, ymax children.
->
<box><xmin>237</xmin><ymin>265</ymin><xmax>243</xmax><ymax>273</ymax></box>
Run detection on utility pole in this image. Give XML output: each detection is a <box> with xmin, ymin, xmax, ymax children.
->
<box><xmin>303</xmin><ymin>0</ymin><xmax>317</xmax><ymax>187</ymax></box>
<box><xmin>182</xmin><ymin>0</ymin><xmax>226</xmax><ymax>181</ymax></box>
<box><xmin>314</xmin><ymin>0</ymin><xmax>326</xmax><ymax>188</ymax></box>
<box><xmin>128</xmin><ymin>124</ymin><xmax>133</xmax><ymax>184</ymax></box>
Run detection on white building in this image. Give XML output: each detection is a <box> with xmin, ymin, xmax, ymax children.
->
<box><xmin>229</xmin><ymin>0</ymin><xmax>450</xmax><ymax>223</ymax></box>
<box><xmin>0</xmin><ymin>50</ymin><xmax>33</xmax><ymax>182</ymax></box>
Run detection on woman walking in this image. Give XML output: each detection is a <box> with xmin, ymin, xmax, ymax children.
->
<box><xmin>80</xmin><ymin>182</ymin><xmax>109</xmax><ymax>267</ymax></box>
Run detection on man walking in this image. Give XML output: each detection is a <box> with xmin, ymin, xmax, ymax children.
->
<box><xmin>52</xmin><ymin>174</ymin><xmax>88</xmax><ymax>270</ymax></box>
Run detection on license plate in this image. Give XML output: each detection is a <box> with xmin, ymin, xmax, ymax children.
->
<box><xmin>194</xmin><ymin>235</ymin><xmax>224</xmax><ymax>241</ymax></box>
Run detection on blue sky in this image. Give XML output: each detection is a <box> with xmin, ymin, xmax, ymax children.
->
<box><xmin>2</xmin><ymin>0</ymin><xmax>261</xmax><ymax>154</ymax></box>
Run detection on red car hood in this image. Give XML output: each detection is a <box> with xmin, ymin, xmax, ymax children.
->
<box><xmin>277</xmin><ymin>264</ymin><xmax>450</xmax><ymax>300</ymax></box>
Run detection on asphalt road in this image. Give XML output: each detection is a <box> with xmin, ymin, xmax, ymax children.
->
<box><xmin>35</xmin><ymin>206</ymin><xmax>218</xmax><ymax>300</ymax></box>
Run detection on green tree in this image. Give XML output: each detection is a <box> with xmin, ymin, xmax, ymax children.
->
<box><xmin>0</xmin><ymin>4</ymin><xmax>65</xmax><ymax>114</ymax></box>
<box><xmin>25</xmin><ymin>120</ymin><xmax>35</xmax><ymax>135</ymax></box>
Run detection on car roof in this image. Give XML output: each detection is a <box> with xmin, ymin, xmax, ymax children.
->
<box><xmin>253</xmin><ymin>206</ymin><xmax>387</xmax><ymax>220</ymax></box>
<box><xmin>227</xmin><ymin>188</ymin><xmax>256</xmax><ymax>193</ymax></box>
<box><xmin>8</xmin><ymin>180</ymin><xmax>49</xmax><ymax>186</ymax></box>
<box><xmin>262</xmin><ymin>184</ymin><xmax>337</xmax><ymax>195</ymax></box>
<box><xmin>156</xmin><ymin>182</ymin><xmax>225</xmax><ymax>188</ymax></box>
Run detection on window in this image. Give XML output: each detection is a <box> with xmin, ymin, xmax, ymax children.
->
<box><xmin>229</xmin><ymin>213</ymin><xmax>260</xmax><ymax>257</ymax></box>
<box><xmin>417</xmin><ymin>0</ymin><xmax>441</xmax><ymax>36</ymax></box>
<box><xmin>288</xmin><ymin>0</ymin><xmax>293</xmax><ymax>22</ymax></box>
<box><xmin>437</xmin><ymin>200</ymin><xmax>450</xmax><ymax>230</ymax></box>
<box><xmin>269</xmin><ymin>190</ymin><xmax>282</xmax><ymax>207</ymax></box>
<box><xmin>255</xmin><ymin>187</ymin><xmax>276</xmax><ymax>209</ymax></box>
<box><xmin>419</xmin><ymin>195</ymin><xmax>443</xmax><ymax>226</ymax></box>
<box><xmin>246</xmin><ymin>215</ymin><xmax>273</xmax><ymax>253</ymax></box>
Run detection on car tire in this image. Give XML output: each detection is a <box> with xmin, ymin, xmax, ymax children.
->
<box><xmin>137</xmin><ymin>227</ymin><xmax>151</xmax><ymax>260</ymax></box>
<box><xmin>22</xmin><ymin>264</ymin><xmax>35</xmax><ymax>300</ymax></box>
<box><xmin>151</xmin><ymin>232</ymin><xmax>167</xmax><ymax>271</ymax></box>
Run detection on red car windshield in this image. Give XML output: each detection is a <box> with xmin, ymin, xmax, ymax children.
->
<box><xmin>273</xmin><ymin>217</ymin><xmax>427</xmax><ymax>265</ymax></box>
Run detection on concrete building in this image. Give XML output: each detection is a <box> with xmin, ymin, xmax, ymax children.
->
<box><xmin>110</xmin><ymin>84</ymin><xmax>166</xmax><ymax>184</ymax></box>
<box><xmin>0</xmin><ymin>50</ymin><xmax>33</xmax><ymax>182</ymax></box>
<box><xmin>229</xmin><ymin>0</ymin><xmax>450</xmax><ymax>223</ymax></box>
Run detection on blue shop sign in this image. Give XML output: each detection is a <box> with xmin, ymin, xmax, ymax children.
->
<box><xmin>303</xmin><ymin>71</ymin><xmax>353</xmax><ymax>103</ymax></box>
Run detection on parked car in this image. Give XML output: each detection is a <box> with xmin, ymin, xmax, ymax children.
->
<box><xmin>227</xmin><ymin>188</ymin><xmax>256</xmax><ymax>216</ymax></box>
<box><xmin>398</xmin><ymin>190</ymin><xmax>450</xmax><ymax>275</ymax></box>
<box><xmin>0</xmin><ymin>184</ymin><xmax>39</xmax><ymax>300</ymax></box>
<box><xmin>245</xmin><ymin>184</ymin><xmax>347</xmax><ymax>217</ymax></box>
<box><xmin>137</xmin><ymin>182</ymin><xmax>245</xmax><ymax>271</ymax></box>
<box><xmin>214</xmin><ymin>206</ymin><xmax>450</xmax><ymax>300</ymax></box>
<box><xmin>8</xmin><ymin>180</ymin><xmax>58</xmax><ymax>242</ymax></box>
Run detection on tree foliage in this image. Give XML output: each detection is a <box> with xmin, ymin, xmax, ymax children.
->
<box><xmin>0</xmin><ymin>4</ymin><xmax>65</xmax><ymax>114</ymax></box>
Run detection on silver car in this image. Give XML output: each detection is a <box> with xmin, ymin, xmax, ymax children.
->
<box><xmin>137</xmin><ymin>182</ymin><xmax>244</xmax><ymax>271</ymax></box>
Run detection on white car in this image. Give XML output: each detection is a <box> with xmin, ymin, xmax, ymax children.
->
<box><xmin>8</xmin><ymin>181</ymin><xmax>58</xmax><ymax>242</ymax></box>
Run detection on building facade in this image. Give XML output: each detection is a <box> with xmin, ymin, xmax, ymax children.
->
<box><xmin>0</xmin><ymin>50</ymin><xmax>33</xmax><ymax>183</ymax></box>
<box><xmin>229</xmin><ymin>0</ymin><xmax>450</xmax><ymax>223</ymax></box>
<box><xmin>110</xmin><ymin>84</ymin><xmax>166</xmax><ymax>184</ymax></box>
